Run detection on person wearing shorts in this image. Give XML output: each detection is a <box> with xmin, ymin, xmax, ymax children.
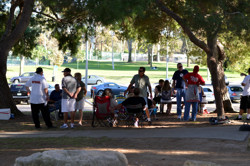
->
<box><xmin>60</xmin><ymin>68</ymin><xmax>81</xmax><ymax>129</ymax></box>
<box><xmin>73</xmin><ymin>72</ymin><xmax>87</xmax><ymax>126</ymax></box>
<box><xmin>235</xmin><ymin>68</ymin><xmax>250</xmax><ymax>120</ymax></box>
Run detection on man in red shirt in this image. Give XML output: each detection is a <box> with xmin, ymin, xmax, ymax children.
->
<box><xmin>183</xmin><ymin>65</ymin><xmax>205</xmax><ymax>121</ymax></box>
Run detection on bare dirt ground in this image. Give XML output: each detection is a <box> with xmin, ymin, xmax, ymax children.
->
<box><xmin>0</xmin><ymin>112</ymin><xmax>250</xmax><ymax>166</ymax></box>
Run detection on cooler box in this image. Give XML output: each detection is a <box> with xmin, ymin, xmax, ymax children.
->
<box><xmin>0</xmin><ymin>108</ymin><xmax>11</xmax><ymax>120</ymax></box>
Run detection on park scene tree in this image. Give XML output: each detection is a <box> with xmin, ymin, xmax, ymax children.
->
<box><xmin>0</xmin><ymin>0</ymin><xmax>249</xmax><ymax>119</ymax></box>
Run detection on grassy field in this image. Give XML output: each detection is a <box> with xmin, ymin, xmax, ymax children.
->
<box><xmin>7</xmin><ymin>61</ymin><xmax>242</xmax><ymax>86</ymax></box>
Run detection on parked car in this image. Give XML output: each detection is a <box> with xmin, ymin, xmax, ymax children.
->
<box><xmin>10</xmin><ymin>84</ymin><xmax>30</xmax><ymax>104</ymax></box>
<box><xmin>48</xmin><ymin>83</ymin><xmax>55</xmax><ymax>95</ymax></box>
<box><xmin>227</xmin><ymin>85</ymin><xmax>243</xmax><ymax>102</ymax></box>
<box><xmin>10</xmin><ymin>72</ymin><xmax>36</xmax><ymax>83</ymax></box>
<box><xmin>91</xmin><ymin>82</ymin><xmax>127</xmax><ymax>96</ymax></box>
<box><xmin>202</xmin><ymin>86</ymin><xmax>215</xmax><ymax>103</ymax></box>
<box><xmin>82</xmin><ymin>75</ymin><xmax>105</xmax><ymax>85</ymax></box>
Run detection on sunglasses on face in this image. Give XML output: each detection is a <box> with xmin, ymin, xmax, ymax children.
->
<box><xmin>139</xmin><ymin>70</ymin><xmax>144</xmax><ymax>72</ymax></box>
<box><xmin>178</xmin><ymin>66</ymin><xmax>183</xmax><ymax>68</ymax></box>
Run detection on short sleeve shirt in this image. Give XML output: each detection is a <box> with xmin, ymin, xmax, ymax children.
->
<box><xmin>25</xmin><ymin>74</ymin><xmax>48</xmax><ymax>104</ymax></box>
<box><xmin>130</xmin><ymin>74</ymin><xmax>151</xmax><ymax>97</ymax></box>
<box><xmin>50</xmin><ymin>90</ymin><xmax>62</xmax><ymax>101</ymax></box>
<box><xmin>122</xmin><ymin>96</ymin><xmax>146</xmax><ymax>107</ymax></box>
<box><xmin>183</xmin><ymin>73</ymin><xmax>205</xmax><ymax>85</ymax></box>
<box><xmin>76</xmin><ymin>81</ymin><xmax>86</xmax><ymax>101</ymax></box>
<box><xmin>242</xmin><ymin>75</ymin><xmax>250</xmax><ymax>96</ymax></box>
<box><xmin>62</xmin><ymin>75</ymin><xmax>79</xmax><ymax>99</ymax></box>
<box><xmin>172</xmin><ymin>69</ymin><xmax>188</xmax><ymax>89</ymax></box>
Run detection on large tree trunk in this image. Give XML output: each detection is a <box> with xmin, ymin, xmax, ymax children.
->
<box><xmin>207</xmin><ymin>37</ymin><xmax>235</xmax><ymax>118</ymax></box>
<box><xmin>127</xmin><ymin>39</ymin><xmax>133</xmax><ymax>62</ymax></box>
<box><xmin>0</xmin><ymin>50</ymin><xmax>22</xmax><ymax>116</ymax></box>
<box><xmin>0</xmin><ymin>0</ymin><xmax>35</xmax><ymax>116</ymax></box>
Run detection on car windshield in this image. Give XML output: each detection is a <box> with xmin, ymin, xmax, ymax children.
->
<box><xmin>203</xmin><ymin>88</ymin><xmax>212</xmax><ymax>92</ymax></box>
<box><xmin>230</xmin><ymin>87</ymin><xmax>243</xmax><ymax>92</ymax></box>
<box><xmin>11</xmin><ymin>85</ymin><xmax>26</xmax><ymax>91</ymax></box>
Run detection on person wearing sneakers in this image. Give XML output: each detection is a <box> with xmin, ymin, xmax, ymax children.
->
<box><xmin>60</xmin><ymin>68</ymin><xmax>81</xmax><ymax>129</ymax></box>
<box><xmin>172</xmin><ymin>63</ymin><xmax>189</xmax><ymax>120</ymax></box>
<box><xmin>124</xmin><ymin>67</ymin><xmax>152</xmax><ymax>124</ymax></box>
<box><xmin>25</xmin><ymin>67</ymin><xmax>53</xmax><ymax>129</ymax></box>
<box><xmin>235</xmin><ymin>68</ymin><xmax>250</xmax><ymax>120</ymax></box>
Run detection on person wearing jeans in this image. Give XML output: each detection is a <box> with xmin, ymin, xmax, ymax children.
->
<box><xmin>183</xmin><ymin>65</ymin><xmax>205</xmax><ymax>121</ymax></box>
<box><xmin>172</xmin><ymin>63</ymin><xmax>188</xmax><ymax>119</ymax></box>
<box><xmin>176</xmin><ymin>88</ymin><xmax>186</xmax><ymax>117</ymax></box>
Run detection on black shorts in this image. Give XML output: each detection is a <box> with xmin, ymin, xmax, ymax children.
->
<box><xmin>153</xmin><ymin>96</ymin><xmax>161</xmax><ymax>103</ymax></box>
<box><xmin>240</xmin><ymin>96</ymin><xmax>250</xmax><ymax>110</ymax></box>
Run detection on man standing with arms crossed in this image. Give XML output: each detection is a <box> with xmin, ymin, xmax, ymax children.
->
<box><xmin>235</xmin><ymin>68</ymin><xmax>250</xmax><ymax>120</ymax></box>
<box><xmin>25</xmin><ymin>67</ymin><xmax>53</xmax><ymax>129</ymax></box>
<box><xmin>124</xmin><ymin>67</ymin><xmax>152</xmax><ymax>124</ymax></box>
<box><xmin>60</xmin><ymin>68</ymin><xmax>81</xmax><ymax>129</ymax></box>
<box><xmin>172</xmin><ymin>63</ymin><xmax>188</xmax><ymax>120</ymax></box>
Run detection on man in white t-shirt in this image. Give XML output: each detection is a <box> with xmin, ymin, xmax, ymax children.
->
<box><xmin>25</xmin><ymin>67</ymin><xmax>53</xmax><ymax>129</ymax></box>
<box><xmin>235</xmin><ymin>68</ymin><xmax>250</xmax><ymax>120</ymax></box>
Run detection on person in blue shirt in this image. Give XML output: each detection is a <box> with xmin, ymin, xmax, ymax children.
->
<box><xmin>172</xmin><ymin>63</ymin><xmax>188</xmax><ymax>120</ymax></box>
<box><xmin>49</xmin><ymin>84</ymin><xmax>63</xmax><ymax>119</ymax></box>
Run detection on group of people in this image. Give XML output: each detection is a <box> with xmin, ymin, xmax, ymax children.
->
<box><xmin>25</xmin><ymin>64</ymin><xmax>250</xmax><ymax>129</ymax></box>
<box><xmin>124</xmin><ymin>64</ymin><xmax>206</xmax><ymax>122</ymax></box>
<box><xmin>25</xmin><ymin>67</ymin><xmax>87</xmax><ymax>129</ymax></box>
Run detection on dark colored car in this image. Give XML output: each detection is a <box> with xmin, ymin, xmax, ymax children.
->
<box><xmin>10</xmin><ymin>72</ymin><xmax>36</xmax><ymax>83</ymax></box>
<box><xmin>10</xmin><ymin>84</ymin><xmax>30</xmax><ymax>104</ymax></box>
<box><xmin>91</xmin><ymin>82</ymin><xmax>127</xmax><ymax>97</ymax></box>
<box><xmin>227</xmin><ymin>85</ymin><xmax>243</xmax><ymax>102</ymax></box>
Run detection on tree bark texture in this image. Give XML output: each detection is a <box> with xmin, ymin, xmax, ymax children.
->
<box><xmin>0</xmin><ymin>0</ymin><xmax>35</xmax><ymax>115</ymax></box>
<box><xmin>127</xmin><ymin>39</ymin><xmax>133</xmax><ymax>62</ymax></box>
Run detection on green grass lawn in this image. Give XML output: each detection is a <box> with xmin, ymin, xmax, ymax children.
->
<box><xmin>7</xmin><ymin>61</ymin><xmax>242</xmax><ymax>86</ymax></box>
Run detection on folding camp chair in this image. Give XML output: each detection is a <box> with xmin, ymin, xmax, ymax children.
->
<box><xmin>124</xmin><ymin>104</ymin><xmax>144</xmax><ymax>127</ymax></box>
<box><xmin>47</xmin><ymin>100</ymin><xmax>61</xmax><ymax>121</ymax></box>
<box><xmin>92</xmin><ymin>96</ymin><xmax>114</xmax><ymax>127</ymax></box>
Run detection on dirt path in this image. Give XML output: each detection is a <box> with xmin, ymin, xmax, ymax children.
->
<box><xmin>1</xmin><ymin>137</ymin><xmax>250</xmax><ymax>166</ymax></box>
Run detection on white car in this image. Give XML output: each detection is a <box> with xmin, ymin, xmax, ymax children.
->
<box><xmin>202</xmin><ymin>86</ymin><xmax>215</xmax><ymax>103</ymax></box>
<box><xmin>82</xmin><ymin>75</ymin><xmax>105</xmax><ymax>85</ymax></box>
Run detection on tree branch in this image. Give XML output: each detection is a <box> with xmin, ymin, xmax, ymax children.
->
<box><xmin>155</xmin><ymin>0</ymin><xmax>210</xmax><ymax>54</ymax></box>
<box><xmin>0</xmin><ymin>0</ymin><xmax>19</xmax><ymax>41</ymax></box>
<box><xmin>32</xmin><ymin>10</ymin><xmax>60</xmax><ymax>22</ymax></box>
<box><xmin>3</xmin><ymin>0</ymin><xmax>35</xmax><ymax>50</ymax></box>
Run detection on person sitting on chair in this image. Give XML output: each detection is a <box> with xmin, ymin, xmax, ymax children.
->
<box><xmin>102</xmin><ymin>88</ymin><xmax>118</xmax><ymax>113</ymax></box>
<box><xmin>117</xmin><ymin>88</ymin><xmax>150</xmax><ymax>127</ymax></box>
<box><xmin>49</xmin><ymin>84</ymin><xmax>63</xmax><ymax>119</ymax></box>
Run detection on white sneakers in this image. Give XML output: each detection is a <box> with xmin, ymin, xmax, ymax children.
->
<box><xmin>134</xmin><ymin>120</ymin><xmax>139</xmax><ymax>128</ymax></box>
<box><xmin>60</xmin><ymin>123</ymin><xmax>74</xmax><ymax>129</ymax></box>
<box><xmin>60</xmin><ymin>124</ymin><xmax>68</xmax><ymax>129</ymax></box>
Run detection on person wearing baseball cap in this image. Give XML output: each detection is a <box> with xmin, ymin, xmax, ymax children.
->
<box><xmin>60</xmin><ymin>68</ymin><xmax>81</xmax><ymax>129</ymax></box>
